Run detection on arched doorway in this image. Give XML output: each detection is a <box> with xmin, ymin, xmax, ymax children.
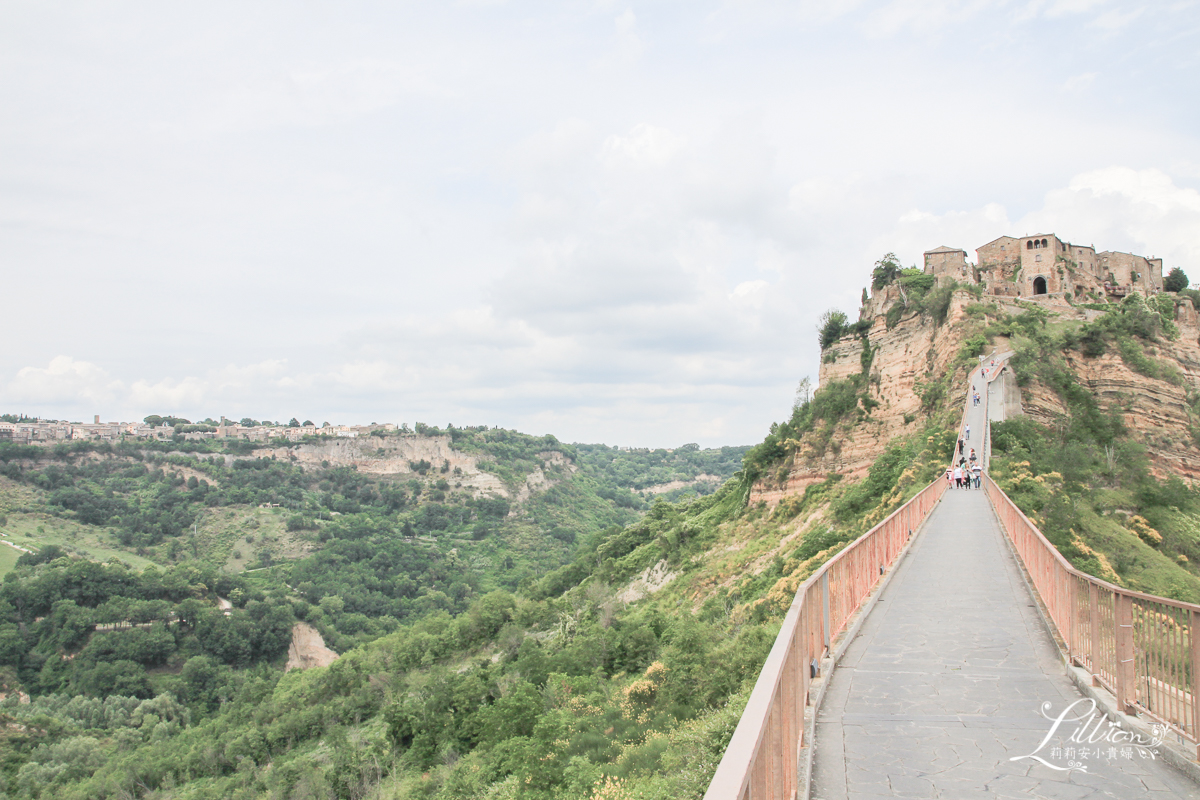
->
<box><xmin>1033</xmin><ymin>276</ymin><xmax>1048</xmax><ymax>295</ymax></box>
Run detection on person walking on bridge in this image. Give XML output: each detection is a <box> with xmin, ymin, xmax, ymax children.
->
<box><xmin>964</xmin><ymin>423</ymin><xmax>970</xmax><ymax>440</ymax></box>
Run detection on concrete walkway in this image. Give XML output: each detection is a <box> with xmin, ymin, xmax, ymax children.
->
<box><xmin>810</xmin><ymin>488</ymin><xmax>1199</xmax><ymax>798</ymax></box>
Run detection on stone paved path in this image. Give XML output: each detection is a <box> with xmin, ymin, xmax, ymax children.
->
<box><xmin>810</xmin><ymin>488</ymin><xmax>1199</xmax><ymax>798</ymax></box>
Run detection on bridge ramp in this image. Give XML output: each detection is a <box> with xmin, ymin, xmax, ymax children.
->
<box><xmin>811</xmin><ymin>488</ymin><xmax>1197</xmax><ymax>798</ymax></box>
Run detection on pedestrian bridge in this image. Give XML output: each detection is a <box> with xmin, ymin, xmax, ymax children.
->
<box><xmin>705</xmin><ymin>356</ymin><xmax>1200</xmax><ymax>799</ymax></box>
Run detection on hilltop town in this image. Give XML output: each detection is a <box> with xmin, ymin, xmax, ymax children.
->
<box><xmin>923</xmin><ymin>231</ymin><xmax>1166</xmax><ymax>299</ymax></box>
<box><xmin>0</xmin><ymin>416</ymin><xmax>398</xmax><ymax>446</ymax></box>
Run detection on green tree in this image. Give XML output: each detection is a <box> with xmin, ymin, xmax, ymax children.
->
<box><xmin>1164</xmin><ymin>267</ymin><xmax>1189</xmax><ymax>292</ymax></box>
<box><xmin>818</xmin><ymin>309</ymin><xmax>849</xmax><ymax>350</ymax></box>
<box><xmin>871</xmin><ymin>253</ymin><xmax>903</xmax><ymax>290</ymax></box>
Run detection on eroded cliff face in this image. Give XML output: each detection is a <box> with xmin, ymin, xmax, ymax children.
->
<box><xmin>751</xmin><ymin>290</ymin><xmax>984</xmax><ymax>505</ymax></box>
<box><xmin>243</xmin><ymin>436</ymin><xmax>573</xmax><ymax>500</ymax></box>
<box><xmin>751</xmin><ymin>291</ymin><xmax>1200</xmax><ymax>505</ymax></box>
<box><xmin>1025</xmin><ymin>300</ymin><xmax>1200</xmax><ymax>481</ymax></box>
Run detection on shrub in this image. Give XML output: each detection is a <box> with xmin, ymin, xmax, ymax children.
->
<box><xmin>871</xmin><ymin>253</ymin><xmax>903</xmax><ymax>290</ymax></box>
<box><xmin>818</xmin><ymin>309</ymin><xmax>849</xmax><ymax>350</ymax></box>
<box><xmin>961</xmin><ymin>334</ymin><xmax>987</xmax><ymax>359</ymax></box>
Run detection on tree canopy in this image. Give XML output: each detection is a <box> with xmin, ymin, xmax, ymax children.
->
<box><xmin>1164</xmin><ymin>267</ymin><xmax>1189</xmax><ymax>293</ymax></box>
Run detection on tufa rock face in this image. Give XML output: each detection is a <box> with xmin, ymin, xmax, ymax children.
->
<box><xmin>285</xmin><ymin>622</ymin><xmax>339</xmax><ymax>671</ymax></box>
<box><xmin>751</xmin><ymin>289</ymin><xmax>984</xmax><ymax>506</ymax></box>
<box><xmin>754</xmin><ymin>291</ymin><xmax>1200</xmax><ymax>505</ymax></box>
<box><xmin>234</xmin><ymin>435</ymin><xmax>573</xmax><ymax>500</ymax></box>
<box><xmin>1028</xmin><ymin>299</ymin><xmax>1200</xmax><ymax>481</ymax></box>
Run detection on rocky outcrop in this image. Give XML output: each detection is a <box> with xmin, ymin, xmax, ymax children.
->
<box><xmin>642</xmin><ymin>474</ymin><xmax>722</xmax><ymax>495</ymax></box>
<box><xmin>512</xmin><ymin>451</ymin><xmax>578</xmax><ymax>505</ymax></box>
<box><xmin>751</xmin><ymin>289</ymin><xmax>986</xmax><ymax>505</ymax></box>
<box><xmin>753</xmin><ymin>290</ymin><xmax>1200</xmax><ymax>504</ymax></box>
<box><xmin>1055</xmin><ymin>301</ymin><xmax>1200</xmax><ymax>481</ymax></box>
<box><xmin>237</xmin><ymin>435</ymin><xmax>558</xmax><ymax>499</ymax></box>
<box><xmin>285</xmin><ymin>622</ymin><xmax>339</xmax><ymax>671</ymax></box>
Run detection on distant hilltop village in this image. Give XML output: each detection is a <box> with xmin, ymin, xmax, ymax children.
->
<box><xmin>923</xmin><ymin>232</ymin><xmax>1164</xmax><ymax>300</ymax></box>
<box><xmin>0</xmin><ymin>416</ymin><xmax>398</xmax><ymax>446</ymax></box>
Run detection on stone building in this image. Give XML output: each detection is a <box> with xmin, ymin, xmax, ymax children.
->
<box><xmin>923</xmin><ymin>246</ymin><xmax>970</xmax><ymax>281</ymax></box>
<box><xmin>1097</xmin><ymin>250</ymin><xmax>1164</xmax><ymax>296</ymax></box>
<box><xmin>973</xmin><ymin>233</ymin><xmax>1162</xmax><ymax>301</ymax></box>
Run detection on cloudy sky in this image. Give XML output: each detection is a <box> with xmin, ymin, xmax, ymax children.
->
<box><xmin>3</xmin><ymin>1</ymin><xmax>1198</xmax><ymax>447</ymax></box>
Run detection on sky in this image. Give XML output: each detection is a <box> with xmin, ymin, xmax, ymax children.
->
<box><xmin>2</xmin><ymin>1</ymin><xmax>1199</xmax><ymax>447</ymax></box>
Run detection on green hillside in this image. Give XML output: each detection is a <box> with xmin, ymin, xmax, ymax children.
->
<box><xmin>0</xmin><ymin>408</ymin><xmax>952</xmax><ymax>800</ymax></box>
<box><xmin>5</xmin><ymin>281</ymin><xmax>1200</xmax><ymax>799</ymax></box>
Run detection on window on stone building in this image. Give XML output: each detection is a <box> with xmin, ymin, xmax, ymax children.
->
<box><xmin>1041</xmin><ymin>238</ymin><xmax>1048</xmax><ymax>248</ymax></box>
<box><xmin>1035</xmin><ymin>254</ymin><xmax>1042</xmax><ymax>262</ymax></box>
<box><xmin>1027</xmin><ymin>240</ymin><xmax>1034</xmax><ymax>249</ymax></box>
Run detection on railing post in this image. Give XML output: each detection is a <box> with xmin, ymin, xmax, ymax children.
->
<box><xmin>821</xmin><ymin>572</ymin><xmax>831</xmax><ymax>652</ymax></box>
<box><xmin>785</xmin><ymin>635</ymin><xmax>800</xmax><ymax>791</ymax></box>
<box><xmin>1191</xmin><ymin>609</ymin><xmax>1200</xmax><ymax>757</ymax></box>
<box><xmin>769</xmin><ymin>694</ymin><xmax>783</xmax><ymax>798</ymax></box>
<box><xmin>1116</xmin><ymin>593</ymin><xmax>1136</xmax><ymax>715</ymax></box>
<box><xmin>1089</xmin><ymin>583</ymin><xmax>1101</xmax><ymax>682</ymax></box>
<box><xmin>1067</xmin><ymin>574</ymin><xmax>1077</xmax><ymax>663</ymax></box>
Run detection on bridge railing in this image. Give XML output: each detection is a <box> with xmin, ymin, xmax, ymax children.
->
<box><xmin>703</xmin><ymin>476</ymin><xmax>947</xmax><ymax>800</ymax></box>
<box><xmin>984</xmin><ymin>473</ymin><xmax>1200</xmax><ymax>757</ymax></box>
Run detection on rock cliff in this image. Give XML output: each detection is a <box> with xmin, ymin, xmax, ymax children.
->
<box><xmin>750</xmin><ymin>289</ymin><xmax>983</xmax><ymax>505</ymax></box>
<box><xmin>1033</xmin><ymin>299</ymin><xmax>1200</xmax><ymax>481</ymax></box>
<box><xmin>752</xmin><ymin>289</ymin><xmax>1200</xmax><ymax>505</ymax></box>
<box><xmin>242</xmin><ymin>436</ymin><xmax>573</xmax><ymax>501</ymax></box>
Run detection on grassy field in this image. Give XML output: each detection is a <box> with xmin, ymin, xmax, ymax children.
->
<box><xmin>0</xmin><ymin>543</ymin><xmax>20</xmax><ymax>575</ymax></box>
<box><xmin>140</xmin><ymin>505</ymin><xmax>316</xmax><ymax>573</ymax></box>
<box><xmin>0</xmin><ymin>503</ymin><xmax>318</xmax><ymax>577</ymax></box>
<box><xmin>0</xmin><ymin>512</ymin><xmax>157</xmax><ymax>572</ymax></box>
<box><xmin>0</xmin><ymin>475</ymin><xmax>36</xmax><ymax>512</ymax></box>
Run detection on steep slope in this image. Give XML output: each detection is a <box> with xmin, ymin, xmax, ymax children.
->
<box><xmin>748</xmin><ymin>281</ymin><xmax>985</xmax><ymax>506</ymax></box>
<box><xmin>753</xmin><ymin>272</ymin><xmax>1200</xmax><ymax>604</ymax></box>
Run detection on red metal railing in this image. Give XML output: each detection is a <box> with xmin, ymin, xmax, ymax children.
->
<box><xmin>703</xmin><ymin>476</ymin><xmax>947</xmax><ymax>800</ymax></box>
<box><xmin>984</xmin><ymin>474</ymin><xmax>1200</xmax><ymax>756</ymax></box>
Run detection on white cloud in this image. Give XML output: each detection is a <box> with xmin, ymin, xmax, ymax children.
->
<box><xmin>884</xmin><ymin>167</ymin><xmax>1200</xmax><ymax>271</ymax></box>
<box><xmin>614</xmin><ymin>9</ymin><xmax>645</xmax><ymax>63</ymax></box>
<box><xmin>1090</xmin><ymin>7</ymin><xmax>1143</xmax><ymax>31</ymax></box>
<box><xmin>0</xmin><ymin>3</ymin><xmax>1197</xmax><ymax>446</ymax></box>
<box><xmin>1023</xmin><ymin>167</ymin><xmax>1200</xmax><ymax>267</ymax></box>
<box><xmin>7</xmin><ymin>357</ymin><xmax>122</xmax><ymax>409</ymax></box>
<box><xmin>1061</xmin><ymin>71</ymin><xmax>1097</xmax><ymax>92</ymax></box>
<box><xmin>602</xmin><ymin>124</ymin><xmax>686</xmax><ymax>168</ymax></box>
